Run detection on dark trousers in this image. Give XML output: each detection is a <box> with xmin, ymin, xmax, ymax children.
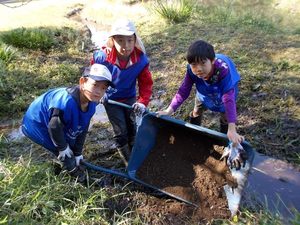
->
<box><xmin>104</xmin><ymin>98</ymin><xmax>136</xmax><ymax>148</ymax></box>
<box><xmin>22</xmin><ymin>124</ymin><xmax>77</xmax><ymax>172</ymax></box>
<box><xmin>193</xmin><ymin>97</ymin><xmax>228</xmax><ymax>133</ymax></box>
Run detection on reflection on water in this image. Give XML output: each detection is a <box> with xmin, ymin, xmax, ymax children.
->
<box><xmin>246</xmin><ymin>153</ymin><xmax>300</xmax><ymax>218</ymax></box>
<box><xmin>8</xmin><ymin>126</ymin><xmax>24</xmax><ymax>141</ymax></box>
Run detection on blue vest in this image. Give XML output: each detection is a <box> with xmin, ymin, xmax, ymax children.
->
<box><xmin>187</xmin><ymin>54</ymin><xmax>240</xmax><ymax>112</ymax></box>
<box><xmin>22</xmin><ymin>88</ymin><xmax>96</xmax><ymax>151</ymax></box>
<box><xmin>93</xmin><ymin>50</ymin><xmax>149</xmax><ymax>100</ymax></box>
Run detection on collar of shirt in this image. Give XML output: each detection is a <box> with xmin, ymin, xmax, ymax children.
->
<box><xmin>106</xmin><ymin>46</ymin><xmax>142</xmax><ymax>69</ymax></box>
<box><xmin>206</xmin><ymin>58</ymin><xmax>229</xmax><ymax>84</ymax></box>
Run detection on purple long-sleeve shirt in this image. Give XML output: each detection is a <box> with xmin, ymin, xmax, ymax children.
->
<box><xmin>170</xmin><ymin>58</ymin><xmax>237</xmax><ymax>123</ymax></box>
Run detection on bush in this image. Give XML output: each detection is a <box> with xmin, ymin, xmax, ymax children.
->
<box><xmin>0</xmin><ymin>27</ymin><xmax>56</xmax><ymax>51</ymax></box>
<box><xmin>152</xmin><ymin>0</ymin><xmax>194</xmax><ymax>24</ymax></box>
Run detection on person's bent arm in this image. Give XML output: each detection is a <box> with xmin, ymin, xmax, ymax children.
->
<box><xmin>157</xmin><ymin>106</ymin><xmax>174</xmax><ymax>116</ymax></box>
<box><xmin>48</xmin><ymin>108</ymin><xmax>68</xmax><ymax>151</ymax></box>
<box><xmin>222</xmin><ymin>89</ymin><xmax>244</xmax><ymax>145</ymax></box>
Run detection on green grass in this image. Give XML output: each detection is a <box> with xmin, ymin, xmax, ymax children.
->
<box><xmin>0</xmin><ymin>159</ymin><xmax>108</xmax><ymax>224</ymax></box>
<box><xmin>150</xmin><ymin>0</ymin><xmax>194</xmax><ymax>24</ymax></box>
<box><xmin>0</xmin><ymin>27</ymin><xmax>56</xmax><ymax>52</ymax></box>
<box><xmin>194</xmin><ymin>4</ymin><xmax>277</xmax><ymax>32</ymax></box>
<box><xmin>0</xmin><ymin>44</ymin><xmax>16</xmax><ymax>64</ymax></box>
<box><xmin>0</xmin><ymin>135</ymin><xmax>142</xmax><ymax>224</ymax></box>
<box><xmin>0</xmin><ymin>26</ymin><xmax>87</xmax><ymax>118</ymax></box>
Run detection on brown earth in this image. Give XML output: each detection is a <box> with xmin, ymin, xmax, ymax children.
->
<box><xmin>134</xmin><ymin>124</ymin><xmax>237</xmax><ymax>223</ymax></box>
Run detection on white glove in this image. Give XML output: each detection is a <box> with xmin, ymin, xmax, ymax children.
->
<box><xmin>220</xmin><ymin>143</ymin><xmax>248</xmax><ymax>170</ymax></box>
<box><xmin>132</xmin><ymin>102</ymin><xmax>146</xmax><ymax>116</ymax></box>
<box><xmin>75</xmin><ymin>155</ymin><xmax>83</xmax><ymax>166</ymax></box>
<box><xmin>57</xmin><ymin>145</ymin><xmax>73</xmax><ymax>161</ymax></box>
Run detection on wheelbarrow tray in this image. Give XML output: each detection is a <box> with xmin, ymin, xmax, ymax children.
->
<box><xmin>127</xmin><ymin>113</ymin><xmax>254</xmax><ymax>215</ymax></box>
<box><xmin>84</xmin><ymin>111</ymin><xmax>255</xmax><ymax>216</ymax></box>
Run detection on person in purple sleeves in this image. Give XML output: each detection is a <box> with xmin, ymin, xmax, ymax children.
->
<box><xmin>157</xmin><ymin>40</ymin><xmax>244</xmax><ymax>146</ymax></box>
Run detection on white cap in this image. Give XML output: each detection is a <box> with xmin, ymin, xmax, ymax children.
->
<box><xmin>106</xmin><ymin>19</ymin><xmax>146</xmax><ymax>53</ymax></box>
<box><xmin>109</xmin><ymin>19</ymin><xmax>136</xmax><ymax>37</ymax></box>
<box><xmin>83</xmin><ymin>64</ymin><xmax>114</xmax><ymax>87</ymax></box>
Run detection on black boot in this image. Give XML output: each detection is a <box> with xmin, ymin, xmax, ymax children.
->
<box><xmin>62</xmin><ymin>156</ymin><xmax>86</xmax><ymax>183</ymax></box>
<box><xmin>69</xmin><ymin>165</ymin><xmax>87</xmax><ymax>183</ymax></box>
<box><xmin>189</xmin><ymin>111</ymin><xmax>202</xmax><ymax>126</ymax></box>
<box><xmin>117</xmin><ymin>144</ymin><xmax>131</xmax><ymax>167</ymax></box>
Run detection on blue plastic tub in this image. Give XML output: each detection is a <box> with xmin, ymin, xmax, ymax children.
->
<box><xmin>83</xmin><ymin>110</ymin><xmax>255</xmax><ymax>211</ymax></box>
<box><xmin>128</xmin><ymin>113</ymin><xmax>254</xmax><ymax>176</ymax></box>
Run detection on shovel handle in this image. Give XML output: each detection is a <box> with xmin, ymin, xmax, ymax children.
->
<box><xmin>107</xmin><ymin>99</ymin><xmax>133</xmax><ymax>109</ymax></box>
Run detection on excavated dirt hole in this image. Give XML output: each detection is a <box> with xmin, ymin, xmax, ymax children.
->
<box><xmin>136</xmin><ymin>122</ymin><xmax>237</xmax><ymax>221</ymax></box>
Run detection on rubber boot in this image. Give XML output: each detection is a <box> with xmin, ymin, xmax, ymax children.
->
<box><xmin>63</xmin><ymin>156</ymin><xmax>86</xmax><ymax>183</ymax></box>
<box><xmin>69</xmin><ymin>165</ymin><xmax>87</xmax><ymax>183</ymax></box>
<box><xmin>189</xmin><ymin>111</ymin><xmax>202</xmax><ymax>126</ymax></box>
<box><xmin>117</xmin><ymin>144</ymin><xmax>131</xmax><ymax>167</ymax></box>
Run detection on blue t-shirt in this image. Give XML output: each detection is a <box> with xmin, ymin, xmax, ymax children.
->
<box><xmin>93</xmin><ymin>50</ymin><xmax>149</xmax><ymax>100</ymax></box>
<box><xmin>22</xmin><ymin>87</ymin><xmax>96</xmax><ymax>151</ymax></box>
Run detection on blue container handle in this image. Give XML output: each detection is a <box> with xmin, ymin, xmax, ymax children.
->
<box><xmin>107</xmin><ymin>99</ymin><xmax>132</xmax><ymax>109</ymax></box>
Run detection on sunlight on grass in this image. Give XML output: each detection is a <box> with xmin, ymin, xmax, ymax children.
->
<box><xmin>194</xmin><ymin>4</ymin><xmax>276</xmax><ymax>32</ymax></box>
<box><xmin>0</xmin><ymin>44</ymin><xmax>17</xmax><ymax>64</ymax></box>
<box><xmin>1</xmin><ymin>28</ymin><xmax>56</xmax><ymax>51</ymax></box>
<box><xmin>0</xmin><ymin>154</ymin><xmax>132</xmax><ymax>224</ymax></box>
<box><xmin>0</xmin><ymin>0</ymin><xmax>83</xmax><ymax>31</ymax></box>
<box><xmin>150</xmin><ymin>0</ymin><xmax>194</xmax><ymax>24</ymax></box>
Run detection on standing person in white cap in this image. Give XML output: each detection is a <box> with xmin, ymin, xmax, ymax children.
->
<box><xmin>91</xmin><ymin>19</ymin><xmax>153</xmax><ymax>164</ymax></box>
<box><xmin>22</xmin><ymin>64</ymin><xmax>113</xmax><ymax>182</ymax></box>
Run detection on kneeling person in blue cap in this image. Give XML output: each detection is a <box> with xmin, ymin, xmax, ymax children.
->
<box><xmin>22</xmin><ymin>64</ymin><xmax>113</xmax><ymax>181</ymax></box>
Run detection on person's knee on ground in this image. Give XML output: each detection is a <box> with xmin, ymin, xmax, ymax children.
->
<box><xmin>220</xmin><ymin>114</ymin><xmax>228</xmax><ymax>134</ymax></box>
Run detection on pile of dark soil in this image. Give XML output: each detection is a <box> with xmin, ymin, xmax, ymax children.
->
<box><xmin>135</xmin><ymin>125</ymin><xmax>237</xmax><ymax>222</ymax></box>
